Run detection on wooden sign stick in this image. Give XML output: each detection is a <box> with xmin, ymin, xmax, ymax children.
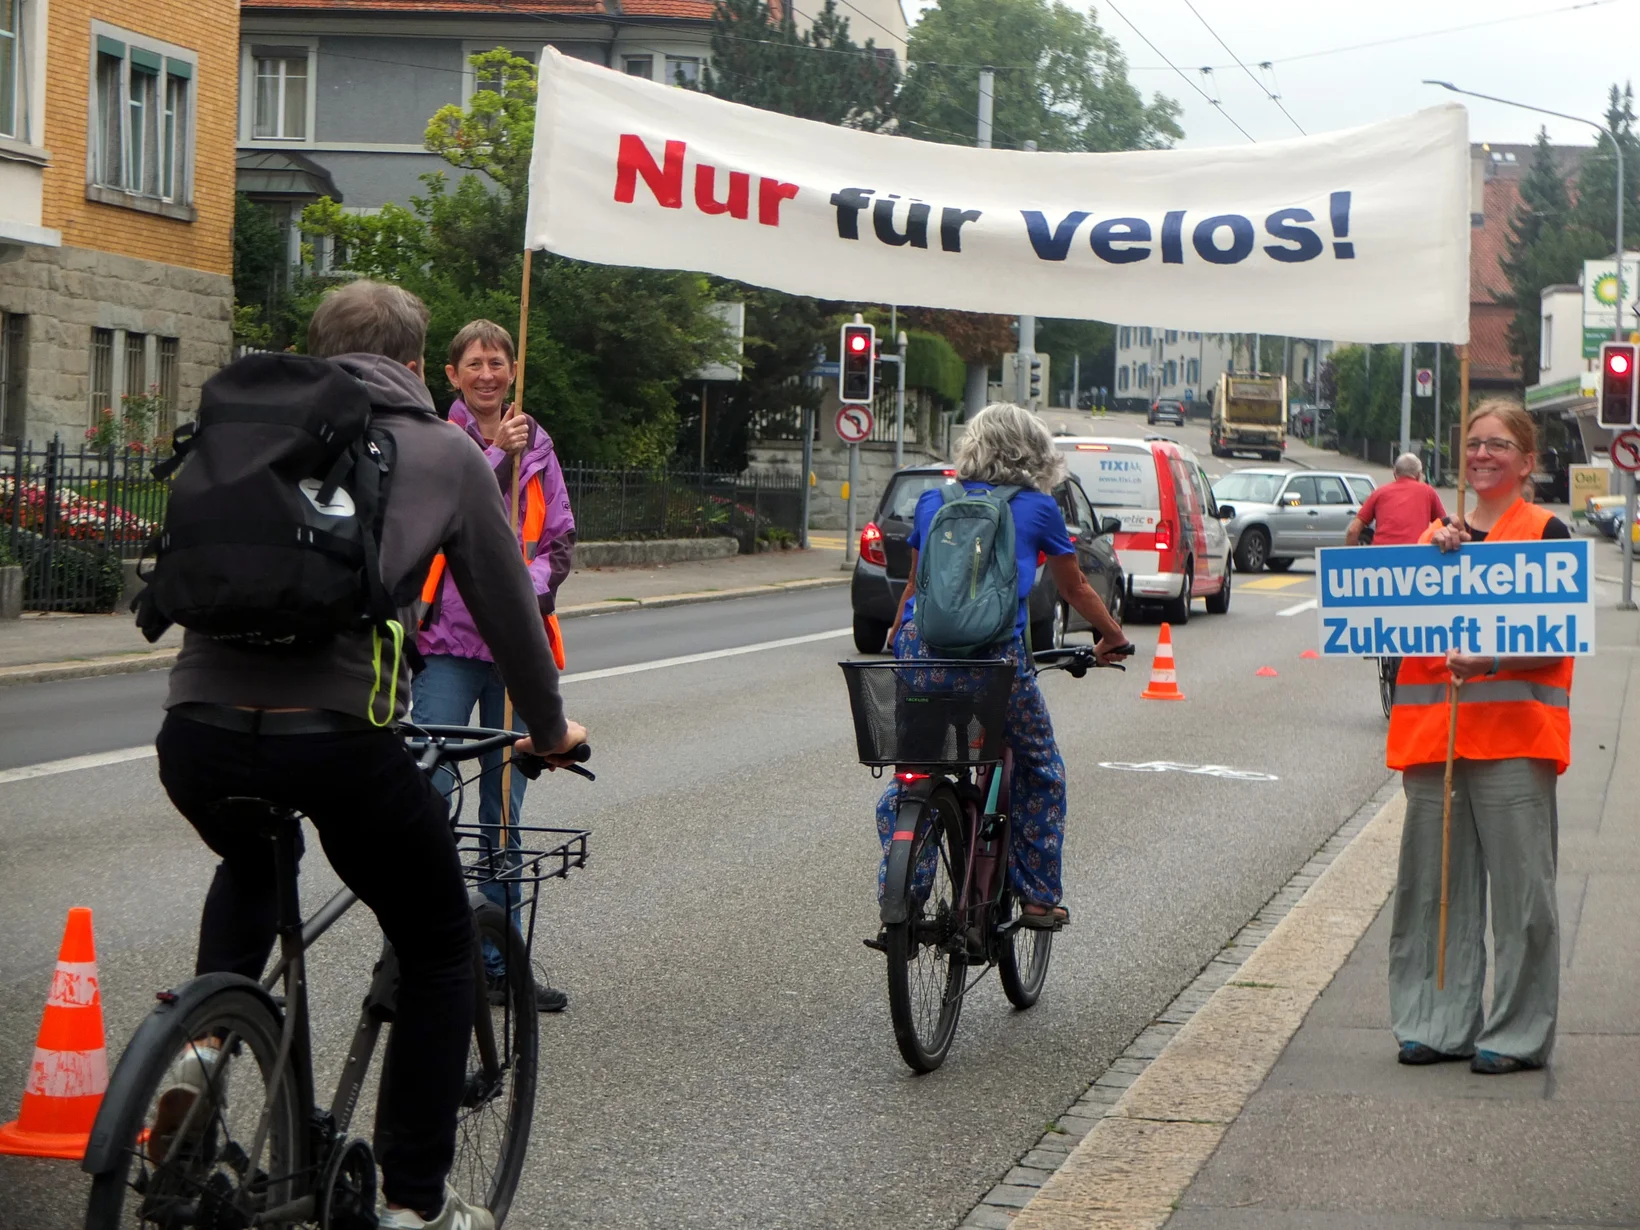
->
<box><xmin>1437</xmin><ymin>344</ymin><xmax>1470</xmax><ymax>991</ymax></box>
<box><xmin>499</xmin><ymin>248</ymin><xmax>534</xmax><ymax>878</ymax></box>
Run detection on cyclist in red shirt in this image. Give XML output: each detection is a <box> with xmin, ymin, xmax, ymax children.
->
<box><xmin>1347</xmin><ymin>453</ymin><xmax>1448</xmax><ymax>546</ymax></box>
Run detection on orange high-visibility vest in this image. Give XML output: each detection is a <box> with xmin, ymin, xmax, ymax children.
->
<box><xmin>1385</xmin><ymin>497</ymin><xmax>1572</xmax><ymax>773</ymax></box>
<box><xmin>420</xmin><ymin>472</ymin><xmax>566</xmax><ymax>669</ymax></box>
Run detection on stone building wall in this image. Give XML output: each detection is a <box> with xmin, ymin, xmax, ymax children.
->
<box><xmin>749</xmin><ymin>439</ymin><xmax>952</xmax><ymax>532</ymax></box>
<box><xmin>0</xmin><ymin>244</ymin><xmax>232</xmax><ymax>442</ymax></box>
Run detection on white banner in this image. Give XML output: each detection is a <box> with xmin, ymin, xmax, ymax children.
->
<box><xmin>525</xmin><ymin>50</ymin><xmax>1471</xmax><ymax>343</ymax></box>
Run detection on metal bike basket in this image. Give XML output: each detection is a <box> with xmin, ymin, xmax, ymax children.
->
<box><xmin>840</xmin><ymin>658</ymin><xmax>1014</xmax><ymax>767</ymax></box>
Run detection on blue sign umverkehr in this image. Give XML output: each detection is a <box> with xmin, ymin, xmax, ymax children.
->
<box><xmin>1315</xmin><ymin>540</ymin><xmax>1596</xmax><ymax>657</ymax></box>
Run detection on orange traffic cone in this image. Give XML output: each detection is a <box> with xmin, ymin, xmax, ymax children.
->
<box><xmin>0</xmin><ymin>908</ymin><xmax>108</xmax><ymax>1159</ymax></box>
<box><xmin>1141</xmin><ymin>623</ymin><xmax>1186</xmax><ymax>701</ymax></box>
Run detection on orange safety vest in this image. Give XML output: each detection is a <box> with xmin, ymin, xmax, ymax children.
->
<box><xmin>1385</xmin><ymin>497</ymin><xmax>1572</xmax><ymax>773</ymax></box>
<box><xmin>419</xmin><ymin>472</ymin><xmax>566</xmax><ymax>670</ymax></box>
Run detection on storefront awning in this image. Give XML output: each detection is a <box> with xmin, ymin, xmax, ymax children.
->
<box><xmin>235</xmin><ymin>149</ymin><xmax>342</xmax><ymax>202</ymax></box>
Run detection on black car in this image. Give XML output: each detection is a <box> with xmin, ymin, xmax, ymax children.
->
<box><xmin>1148</xmin><ymin>399</ymin><xmax>1186</xmax><ymax>426</ymax></box>
<box><xmin>850</xmin><ymin>465</ymin><xmax>1127</xmax><ymax>653</ymax></box>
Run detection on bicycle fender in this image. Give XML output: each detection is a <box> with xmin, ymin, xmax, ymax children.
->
<box><xmin>83</xmin><ymin>973</ymin><xmax>281</xmax><ymax>1175</ymax></box>
<box><xmin>880</xmin><ymin>779</ymin><xmax>936</xmax><ymax>927</ymax></box>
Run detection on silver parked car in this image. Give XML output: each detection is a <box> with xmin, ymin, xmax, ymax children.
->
<box><xmin>1211</xmin><ymin>468</ymin><xmax>1376</xmax><ymax>573</ymax></box>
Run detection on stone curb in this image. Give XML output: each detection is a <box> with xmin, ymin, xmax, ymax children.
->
<box><xmin>957</xmin><ymin>778</ymin><xmax>1406</xmax><ymax>1230</ymax></box>
<box><xmin>0</xmin><ymin>577</ymin><xmax>850</xmax><ymax>687</ymax></box>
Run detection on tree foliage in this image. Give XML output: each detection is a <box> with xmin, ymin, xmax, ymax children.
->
<box><xmin>1328</xmin><ymin>343</ymin><xmax>1457</xmax><ymax>447</ymax></box>
<box><xmin>897</xmin><ymin>0</ymin><xmax>1180</xmax><ymax>152</ymax></box>
<box><xmin>232</xmin><ymin>194</ymin><xmax>289</xmax><ymax>349</ymax></box>
<box><xmin>302</xmin><ymin>49</ymin><xmax>731</xmax><ymax>466</ymax></box>
<box><xmin>699</xmin><ymin>0</ymin><xmax>897</xmax><ymax>129</ymax></box>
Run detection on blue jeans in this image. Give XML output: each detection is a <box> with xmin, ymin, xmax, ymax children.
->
<box><xmin>412</xmin><ymin>654</ymin><xmax>527</xmax><ymax>977</ymax></box>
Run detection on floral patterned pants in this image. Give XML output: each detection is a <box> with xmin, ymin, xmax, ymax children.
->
<box><xmin>874</xmin><ymin>622</ymin><xmax>1067</xmax><ymax>906</ymax></box>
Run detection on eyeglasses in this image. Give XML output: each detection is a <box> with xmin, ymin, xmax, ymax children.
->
<box><xmin>1464</xmin><ymin>437</ymin><xmax>1523</xmax><ymax>456</ymax></box>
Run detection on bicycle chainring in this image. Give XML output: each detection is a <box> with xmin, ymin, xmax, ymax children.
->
<box><xmin>318</xmin><ymin>1138</ymin><xmax>378</xmax><ymax>1230</ymax></box>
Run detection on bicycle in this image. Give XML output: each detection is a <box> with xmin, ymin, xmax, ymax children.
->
<box><xmin>840</xmin><ymin>644</ymin><xmax>1130</xmax><ymax>1073</ymax></box>
<box><xmin>81</xmin><ymin>726</ymin><xmax>593</xmax><ymax>1229</ymax></box>
<box><xmin>1377</xmin><ymin>655</ymin><xmax>1400</xmax><ymax>720</ymax></box>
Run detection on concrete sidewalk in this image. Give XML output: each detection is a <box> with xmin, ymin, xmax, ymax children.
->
<box><xmin>0</xmin><ymin>544</ymin><xmax>845</xmax><ymax>679</ymax></box>
<box><xmin>1006</xmin><ymin>600</ymin><xmax>1640</xmax><ymax>1230</ymax></box>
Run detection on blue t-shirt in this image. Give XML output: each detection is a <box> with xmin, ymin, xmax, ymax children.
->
<box><xmin>906</xmin><ymin>482</ymin><xmax>1074</xmax><ymax>637</ymax></box>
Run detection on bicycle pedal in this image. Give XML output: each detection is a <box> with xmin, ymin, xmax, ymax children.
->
<box><xmin>862</xmin><ymin>934</ymin><xmax>888</xmax><ymax>954</ymax></box>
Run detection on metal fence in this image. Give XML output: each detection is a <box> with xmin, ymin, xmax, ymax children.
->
<box><xmin>561</xmin><ymin>464</ymin><xmax>806</xmax><ymax>553</ymax></box>
<box><xmin>2</xmin><ymin>439</ymin><xmax>161</xmax><ymax>613</ymax></box>
<box><xmin>0</xmin><ymin>443</ymin><xmax>810</xmax><ymax>614</ymax></box>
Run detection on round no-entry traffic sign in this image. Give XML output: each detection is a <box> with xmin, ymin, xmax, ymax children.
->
<box><xmin>836</xmin><ymin>404</ymin><xmax>874</xmax><ymax>444</ymax></box>
<box><xmin>1415</xmin><ymin>368</ymin><xmax>1433</xmax><ymax>397</ymax></box>
<box><xmin>1613</xmin><ymin>429</ymin><xmax>1640</xmax><ymax>473</ymax></box>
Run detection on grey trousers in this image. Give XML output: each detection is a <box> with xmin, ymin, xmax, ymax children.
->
<box><xmin>1389</xmin><ymin>757</ymin><xmax>1560</xmax><ymax>1065</ymax></box>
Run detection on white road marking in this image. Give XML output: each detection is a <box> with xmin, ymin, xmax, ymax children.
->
<box><xmin>0</xmin><ymin>745</ymin><xmax>157</xmax><ymax>786</ymax></box>
<box><xmin>0</xmin><ymin>628</ymin><xmax>855</xmax><ymax>785</ymax></box>
<box><xmin>1276</xmin><ymin>598</ymin><xmax>1318</xmax><ymax>617</ymax></box>
<box><xmin>1099</xmin><ymin>760</ymin><xmax>1280</xmax><ymax>782</ymax></box>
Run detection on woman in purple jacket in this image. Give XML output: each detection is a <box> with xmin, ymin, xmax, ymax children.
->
<box><xmin>413</xmin><ymin>319</ymin><xmax>576</xmax><ymax>1012</ymax></box>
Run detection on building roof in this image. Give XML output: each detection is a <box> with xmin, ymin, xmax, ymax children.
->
<box><xmin>241</xmin><ymin>0</ymin><xmax>617</xmax><ymax>13</ymax></box>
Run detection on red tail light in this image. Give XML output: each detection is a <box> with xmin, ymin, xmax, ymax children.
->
<box><xmin>860</xmin><ymin>521</ymin><xmax>887</xmax><ymax>567</ymax></box>
<box><xmin>1155</xmin><ymin>518</ymin><xmax>1174</xmax><ymax>551</ymax></box>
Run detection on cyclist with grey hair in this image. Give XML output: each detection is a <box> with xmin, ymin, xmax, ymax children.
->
<box><xmin>1348</xmin><ymin>452</ymin><xmax>1448</xmax><ymax>547</ymax></box>
<box><xmin>878</xmin><ymin>403</ymin><xmax>1130</xmax><ymax>928</ymax></box>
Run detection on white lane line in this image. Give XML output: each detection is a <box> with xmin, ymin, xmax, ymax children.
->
<box><xmin>1276</xmin><ymin>598</ymin><xmax>1318</xmax><ymax>617</ymax></box>
<box><xmin>0</xmin><ymin>628</ymin><xmax>854</xmax><ymax>785</ymax></box>
<box><xmin>0</xmin><ymin>745</ymin><xmax>157</xmax><ymax>786</ymax></box>
<box><xmin>559</xmin><ymin>627</ymin><xmax>851</xmax><ymax>684</ymax></box>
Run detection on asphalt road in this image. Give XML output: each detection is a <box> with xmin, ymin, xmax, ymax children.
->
<box><xmin>0</xmin><ymin>561</ymin><xmax>1407</xmax><ymax>1229</ymax></box>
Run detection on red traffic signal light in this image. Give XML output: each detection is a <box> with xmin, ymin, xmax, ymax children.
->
<box><xmin>1600</xmin><ymin>341</ymin><xmax>1639</xmax><ymax>428</ymax></box>
<box><xmin>840</xmin><ymin>323</ymin><xmax>876</xmax><ymax>404</ymax></box>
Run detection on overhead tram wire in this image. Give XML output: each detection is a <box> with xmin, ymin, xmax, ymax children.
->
<box><xmin>1101</xmin><ymin>0</ymin><xmax>1256</xmax><ymax>142</ymax></box>
<box><xmin>1181</xmin><ymin>0</ymin><xmax>1304</xmax><ymax>136</ymax></box>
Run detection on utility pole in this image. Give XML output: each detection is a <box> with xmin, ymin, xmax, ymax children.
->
<box><xmin>1018</xmin><ymin>138</ymin><xmax>1037</xmax><ymax>407</ymax></box>
<box><xmin>1072</xmin><ymin>353</ymin><xmax>1080</xmax><ymax>410</ymax></box>
<box><xmin>799</xmin><ymin>404</ymin><xmax>813</xmax><ymax>550</ymax></box>
<box><xmin>1399</xmin><ymin>342</ymin><xmax>1413</xmax><ymax>457</ymax></box>
<box><xmin>962</xmin><ymin>68</ymin><xmax>996</xmax><ymax>421</ymax></box>
<box><xmin>893</xmin><ymin>330</ymin><xmax>908</xmax><ymax>468</ymax></box>
<box><xmin>1432</xmin><ymin>344</ymin><xmax>1443</xmax><ymax>486</ymax></box>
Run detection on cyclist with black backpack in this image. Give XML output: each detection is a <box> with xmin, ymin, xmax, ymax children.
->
<box><xmin>879</xmin><ymin>403</ymin><xmax>1130</xmax><ymax>929</ymax></box>
<box><xmin>139</xmin><ymin>280</ymin><xmax>586</xmax><ymax>1230</ymax></box>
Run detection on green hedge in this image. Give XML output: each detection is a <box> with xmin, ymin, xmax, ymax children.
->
<box><xmin>10</xmin><ymin>530</ymin><xmax>124</xmax><ymax>613</ymax></box>
<box><xmin>904</xmin><ymin>330</ymin><xmax>966</xmax><ymax>404</ymax></box>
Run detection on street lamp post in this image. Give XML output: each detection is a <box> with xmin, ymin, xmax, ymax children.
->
<box><xmin>1425</xmin><ymin>81</ymin><xmax>1633</xmax><ymax>609</ymax></box>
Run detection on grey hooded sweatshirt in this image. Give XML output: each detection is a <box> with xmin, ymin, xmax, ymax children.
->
<box><xmin>165</xmin><ymin>353</ymin><xmax>567</xmax><ymax>746</ymax></box>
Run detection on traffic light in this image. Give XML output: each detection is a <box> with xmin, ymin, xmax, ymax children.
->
<box><xmin>1599</xmin><ymin>341</ymin><xmax>1639</xmax><ymax>428</ymax></box>
<box><xmin>1028</xmin><ymin>355</ymin><xmax>1043</xmax><ymax>403</ymax></box>
<box><xmin>840</xmin><ymin>323</ymin><xmax>876</xmax><ymax>404</ymax></box>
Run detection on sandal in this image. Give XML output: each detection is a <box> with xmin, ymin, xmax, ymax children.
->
<box><xmin>1018</xmin><ymin>904</ymin><xmax>1069</xmax><ymax>930</ymax></box>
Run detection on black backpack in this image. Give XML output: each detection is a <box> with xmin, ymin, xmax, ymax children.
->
<box><xmin>133</xmin><ymin>352</ymin><xmax>397</xmax><ymax>650</ymax></box>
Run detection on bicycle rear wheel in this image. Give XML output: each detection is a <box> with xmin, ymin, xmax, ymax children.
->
<box><xmin>446</xmin><ymin>901</ymin><xmax>539</xmax><ymax>1225</ymax></box>
<box><xmin>85</xmin><ymin>982</ymin><xmax>303</xmax><ymax>1230</ymax></box>
<box><xmin>885</xmin><ymin>784</ymin><xmax>968</xmax><ymax>1073</ymax></box>
<box><xmin>998</xmin><ymin>893</ymin><xmax>1054</xmax><ymax>1009</ymax></box>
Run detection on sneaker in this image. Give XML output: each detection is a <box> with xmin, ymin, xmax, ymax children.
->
<box><xmin>486</xmin><ymin>974</ymin><xmax>567</xmax><ymax>1013</ymax></box>
<box><xmin>378</xmin><ymin>1186</ymin><xmax>496</xmax><ymax>1230</ymax></box>
<box><xmin>147</xmin><ymin>1042</ymin><xmax>224</xmax><ymax>1164</ymax></box>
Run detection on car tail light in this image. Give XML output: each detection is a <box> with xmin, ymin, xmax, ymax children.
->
<box><xmin>1155</xmin><ymin>518</ymin><xmax>1174</xmax><ymax>551</ymax></box>
<box><xmin>942</xmin><ymin>469</ymin><xmax>958</xmax><ymax>476</ymax></box>
<box><xmin>860</xmin><ymin>521</ymin><xmax>887</xmax><ymax>567</ymax></box>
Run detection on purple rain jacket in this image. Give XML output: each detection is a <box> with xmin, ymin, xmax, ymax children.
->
<box><xmin>418</xmin><ymin>399</ymin><xmax>576</xmax><ymax>663</ymax></box>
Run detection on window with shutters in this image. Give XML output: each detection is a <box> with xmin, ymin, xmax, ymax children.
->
<box><xmin>88</xmin><ymin>25</ymin><xmax>196</xmax><ymax>213</ymax></box>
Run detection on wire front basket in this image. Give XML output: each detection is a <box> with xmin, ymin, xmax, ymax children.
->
<box><xmin>840</xmin><ymin>658</ymin><xmax>1014</xmax><ymax>767</ymax></box>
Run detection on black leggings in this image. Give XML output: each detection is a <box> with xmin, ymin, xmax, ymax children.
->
<box><xmin>156</xmin><ymin>714</ymin><xmax>473</xmax><ymax>1214</ymax></box>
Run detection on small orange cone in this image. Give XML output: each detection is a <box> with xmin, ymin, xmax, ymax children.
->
<box><xmin>0</xmin><ymin>908</ymin><xmax>108</xmax><ymax>1159</ymax></box>
<box><xmin>1256</xmin><ymin>666</ymin><xmax>1279</xmax><ymax>677</ymax></box>
<box><xmin>1300</xmin><ymin>649</ymin><xmax>1320</xmax><ymax>660</ymax></box>
<box><xmin>1141</xmin><ymin>623</ymin><xmax>1186</xmax><ymax>701</ymax></box>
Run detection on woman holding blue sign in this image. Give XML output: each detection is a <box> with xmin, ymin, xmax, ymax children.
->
<box><xmin>1387</xmin><ymin>402</ymin><xmax>1571</xmax><ymax>1076</ymax></box>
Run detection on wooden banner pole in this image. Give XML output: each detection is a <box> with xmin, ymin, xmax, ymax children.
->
<box><xmin>499</xmin><ymin>248</ymin><xmax>534</xmax><ymax>871</ymax></box>
<box><xmin>1436</xmin><ymin>343</ymin><xmax>1470</xmax><ymax>991</ymax></box>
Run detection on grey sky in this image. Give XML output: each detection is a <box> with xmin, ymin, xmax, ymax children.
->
<box><xmin>903</xmin><ymin>0</ymin><xmax>1637</xmax><ymax>150</ymax></box>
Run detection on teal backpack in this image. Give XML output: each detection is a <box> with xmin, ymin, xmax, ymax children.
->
<box><xmin>914</xmin><ymin>483</ymin><xmax>1021</xmax><ymax>657</ymax></box>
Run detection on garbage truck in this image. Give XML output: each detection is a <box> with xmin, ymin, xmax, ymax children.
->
<box><xmin>1210</xmin><ymin>373</ymin><xmax>1288</xmax><ymax>460</ymax></box>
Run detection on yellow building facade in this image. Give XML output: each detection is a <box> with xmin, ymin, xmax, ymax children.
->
<box><xmin>0</xmin><ymin>0</ymin><xmax>237</xmax><ymax>443</ymax></box>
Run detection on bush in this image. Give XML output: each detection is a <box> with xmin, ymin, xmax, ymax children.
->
<box><xmin>10</xmin><ymin>529</ymin><xmax>124</xmax><ymax>613</ymax></box>
<box><xmin>904</xmin><ymin>330</ymin><xmax>967</xmax><ymax>405</ymax></box>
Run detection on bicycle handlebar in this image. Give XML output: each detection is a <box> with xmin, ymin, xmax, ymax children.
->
<box><xmin>1031</xmin><ymin>643</ymin><xmax>1136</xmax><ymax>676</ymax></box>
<box><xmin>404</xmin><ymin>725</ymin><xmax>594</xmax><ymax>781</ymax></box>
